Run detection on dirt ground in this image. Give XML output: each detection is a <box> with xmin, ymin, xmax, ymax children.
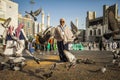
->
<box><xmin>0</xmin><ymin>50</ymin><xmax>120</xmax><ymax>80</ymax></box>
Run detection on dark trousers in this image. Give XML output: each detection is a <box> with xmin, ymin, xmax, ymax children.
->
<box><xmin>57</xmin><ymin>41</ymin><xmax>68</xmax><ymax>62</ymax></box>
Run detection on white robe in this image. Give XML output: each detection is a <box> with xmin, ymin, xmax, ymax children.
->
<box><xmin>3</xmin><ymin>40</ymin><xmax>15</xmax><ymax>56</ymax></box>
<box><xmin>15</xmin><ymin>29</ymin><xmax>28</xmax><ymax>56</ymax></box>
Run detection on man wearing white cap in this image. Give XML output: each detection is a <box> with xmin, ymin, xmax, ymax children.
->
<box><xmin>54</xmin><ymin>18</ymin><xmax>74</xmax><ymax>62</ymax></box>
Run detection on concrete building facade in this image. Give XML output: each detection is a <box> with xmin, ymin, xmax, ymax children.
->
<box><xmin>0</xmin><ymin>0</ymin><xmax>18</xmax><ymax>36</ymax></box>
<box><xmin>18</xmin><ymin>14</ymin><xmax>42</xmax><ymax>37</ymax></box>
<box><xmin>18</xmin><ymin>14</ymin><xmax>34</xmax><ymax>37</ymax></box>
<box><xmin>0</xmin><ymin>0</ymin><xmax>51</xmax><ymax>41</ymax></box>
<box><xmin>86</xmin><ymin>4</ymin><xmax>120</xmax><ymax>42</ymax></box>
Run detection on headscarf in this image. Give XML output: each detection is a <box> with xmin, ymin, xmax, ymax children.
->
<box><xmin>15</xmin><ymin>23</ymin><xmax>24</xmax><ymax>38</ymax></box>
<box><xmin>7</xmin><ymin>26</ymin><xmax>14</xmax><ymax>35</ymax></box>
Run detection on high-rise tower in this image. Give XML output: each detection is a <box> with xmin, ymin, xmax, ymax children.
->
<box><xmin>76</xmin><ymin>18</ymin><xmax>78</xmax><ymax>28</ymax></box>
<box><xmin>41</xmin><ymin>10</ymin><xmax>45</xmax><ymax>32</ymax></box>
<box><xmin>47</xmin><ymin>13</ymin><xmax>50</xmax><ymax>28</ymax></box>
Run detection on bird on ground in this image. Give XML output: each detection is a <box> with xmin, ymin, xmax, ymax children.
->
<box><xmin>43</xmin><ymin>71</ymin><xmax>53</xmax><ymax>79</ymax></box>
<box><xmin>32</xmin><ymin>56</ymin><xmax>40</xmax><ymax>64</ymax></box>
<box><xmin>83</xmin><ymin>58</ymin><xmax>95</xmax><ymax>64</ymax></box>
<box><xmin>90</xmin><ymin>66</ymin><xmax>107</xmax><ymax>73</ymax></box>
<box><xmin>112</xmin><ymin>50</ymin><xmax>120</xmax><ymax>59</ymax></box>
<box><xmin>100</xmin><ymin>66</ymin><xmax>107</xmax><ymax>73</ymax></box>
<box><xmin>49</xmin><ymin>63</ymin><xmax>57</xmax><ymax>70</ymax></box>
<box><xmin>35</xmin><ymin>68</ymin><xmax>45</xmax><ymax>73</ymax></box>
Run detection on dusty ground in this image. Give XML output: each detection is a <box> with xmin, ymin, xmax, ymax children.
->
<box><xmin>0</xmin><ymin>49</ymin><xmax>120</xmax><ymax>80</ymax></box>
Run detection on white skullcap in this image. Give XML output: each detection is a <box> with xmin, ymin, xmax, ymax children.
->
<box><xmin>60</xmin><ymin>18</ymin><xmax>65</xmax><ymax>21</ymax></box>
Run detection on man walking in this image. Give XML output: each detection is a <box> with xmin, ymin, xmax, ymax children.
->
<box><xmin>54</xmin><ymin>18</ymin><xmax>74</xmax><ymax>62</ymax></box>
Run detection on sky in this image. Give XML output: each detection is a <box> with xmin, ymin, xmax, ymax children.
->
<box><xmin>12</xmin><ymin>0</ymin><xmax>120</xmax><ymax>29</ymax></box>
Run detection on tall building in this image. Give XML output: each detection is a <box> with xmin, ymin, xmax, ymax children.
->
<box><xmin>18</xmin><ymin>14</ymin><xmax>34</xmax><ymax>37</ymax></box>
<box><xmin>18</xmin><ymin>14</ymin><xmax>41</xmax><ymax>37</ymax></box>
<box><xmin>0</xmin><ymin>0</ymin><xmax>51</xmax><ymax>40</ymax></box>
<box><xmin>86</xmin><ymin>4</ymin><xmax>120</xmax><ymax>42</ymax></box>
<box><xmin>0</xmin><ymin>0</ymin><xmax>18</xmax><ymax>35</ymax></box>
<box><xmin>41</xmin><ymin>10</ymin><xmax>45</xmax><ymax>32</ymax></box>
<box><xmin>47</xmin><ymin>13</ymin><xmax>50</xmax><ymax>28</ymax></box>
<box><xmin>33</xmin><ymin>21</ymin><xmax>41</xmax><ymax>36</ymax></box>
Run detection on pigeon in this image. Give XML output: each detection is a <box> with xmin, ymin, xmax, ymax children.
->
<box><xmin>70</xmin><ymin>21</ymin><xmax>81</xmax><ymax>42</ymax></box>
<box><xmin>83</xmin><ymin>58</ymin><xmax>95</xmax><ymax>64</ymax></box>
<box><xmin>108</xmin><ymin>10</ymin><xmax>119</xmax><ymax>32</ymax></box>
<box><xmin>1</xmin><ymin>17</ymin><xmax>11</xmax><ymax>28</ymax></box>
<box><xmin>35</xmin><ymin>68</ymin><xmax>45</xmax><ymax>73</ymax></box>
<box><xmin>91</xmin><ymin>66</ymin><xmax>107</xmax><ymax>73</ymax></box>
<box><xmin>113</xmin><ymin>53</ymin><xmax>119</xmax><ymax>59</ymax></box>
<box><xmin>19</xmin><ymin>62</ymin><xmax>27</xmax><ymax>71</ymax></box>
<box><xmin>49</xmin><ymin>63</ymin><xmax>57</xmax><ymax>70</ymax></box>
<box><xmin>112</xmin><ymin>59</ymin><xmax>120</xmax><ymax>66</ymax></box>
<box><xmin>66</xmin><ymin>63</ymin><xmax>76</xmax><ymax>71</ymax></box>
<box><xmin>38</xmin><ymin>27</ymin><xmax>54</xmax><ymax>45</ymax></box>
<box><xmin>112</xmin><ymin>59</ymin><xmax>116</xmax><ymax>64</ymax></box>
<box><xmin>63</xmin><ymin>50</ymin><xmax>77</xmax><ymax>65</ymax></box>
<box><xmin>76</xmin><ymin>59</ymin><xmax>82</xmax><ymax>64</ymax></box>
<box><xmin>100</xmin><ymin>67</ymin><xmax>107</xmax><ymax>73</ymax></box>
<box><xmin>112</xmin><ymin>49</ymin><xmax>120</xmax><ymax>59</ymax></box>
<box><xmin>32</xmin><ymin>56</ymin><xmax>40</xmax><ymax>64</ymax></box>
<box><xmin>103</xmin><ymin>8</ymin><xmax>120</xmax><ymax>40</ymax></box>
<box><xmin>43</xmin><ymin>71</ymin><xmax>53</xmax><ymax>79</ymax></box>
<box><xmin>25</xmin><ymin>8</ymin><xmax>42</xmax><ymax>21</ymax></box>
<box><xmin>71</xmin><ymin>21</ymin><xmax>79</xmax><ymax>34</ymax></box>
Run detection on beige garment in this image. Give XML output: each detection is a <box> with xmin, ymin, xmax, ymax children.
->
<box><xmin>54</xmin><ymin>25</ymin><xmax>74</xmax><ymax>44</ymax></box>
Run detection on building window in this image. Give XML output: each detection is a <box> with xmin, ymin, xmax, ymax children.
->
<box><xmin>27</xmin><ymin>22</ymin><xmax>30</xmax><ymax>27</ymax></box>
<box><xmin>90</xmin><ymin>30</ymin><xmax>92</xmax><ymax>36</ymax></box>
<box><xmin>94</xmin><ymin>30</ymin><xmax>96</xmax><ymax>35</ymax></box>
<box><xmin>98</xmin><ymin>29</ymin><xmax>101</xmax><ymax>35</ymax></box>
<box><xmin>9</xmin><ymin>6</ymin><xmax>11</xmax><ymax>8</ymax></box>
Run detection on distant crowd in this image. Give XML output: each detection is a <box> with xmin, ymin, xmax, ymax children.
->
<box><xmin>87</xmin><ymin>41</ymin><xmax>120</xmax><ymax>51</ymax></box>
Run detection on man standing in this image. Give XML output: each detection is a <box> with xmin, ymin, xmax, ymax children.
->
<box><xmin>54</xmin><ymin>18</ymin><xmax>74</xmax><ymax>62</ymax></box>
<box><xmin>2</xmin><ymin>26</ymin><xmax>15</xmax><ymax>56</ymax></box>
<box><xmin>15</xmin><ymin>23</ymin><xmax>28</xmax><ymax>56</ymax></box>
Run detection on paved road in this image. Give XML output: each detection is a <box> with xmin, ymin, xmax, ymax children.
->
<box><xmin>1</xmin><ymin>46</ymin><xmax>120</xmax><ymax>80</ymax></box>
